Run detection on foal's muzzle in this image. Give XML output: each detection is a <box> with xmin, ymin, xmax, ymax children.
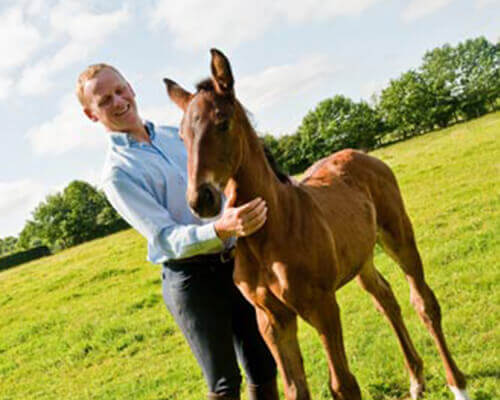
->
<box><xmin>189</xmin><ymin>183</ymin><xmax>222</xmax><ymax>218</ymax></box>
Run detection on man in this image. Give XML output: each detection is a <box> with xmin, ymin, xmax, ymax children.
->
<box><xmin>76</xmin><ymin>64</ymin><xmax>278</xmax><ymax>400</ymax></box>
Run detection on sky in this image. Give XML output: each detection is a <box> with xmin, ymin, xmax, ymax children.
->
<box><xmin>0</xmin><ymin>0</ymin><xmax>499</xmax><ymax>238</ymax></box>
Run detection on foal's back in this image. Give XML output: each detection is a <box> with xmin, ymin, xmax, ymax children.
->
<box><xmin>298</xmin><ymin>149</ymin><xmax>403</xmax><ymax>288</ymax></box>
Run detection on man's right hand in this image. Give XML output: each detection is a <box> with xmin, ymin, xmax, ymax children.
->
<box><xmin>214</xmin><ymin>197</ymin><xmax>267</xmax><ymax>241</ymax></box>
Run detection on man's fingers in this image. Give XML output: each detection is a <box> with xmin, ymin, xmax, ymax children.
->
<box><xmin>240</xmin><ymin>200</ymin><xmax>266</xmax><ymax>223</ymax></box>
<box><xmin>239</xmin><ymin>205</ymin><xmax>267</xmax><ymax>236</ymax></box>
<box><xmin>243</xmin><ymin>214</ymin><xmax>267</xmax><ymax>236</ymax></box>
<box><xmin>237</xmin><ymin>197</ymin><xmax>263</xmax><ymax>213</ymax></box>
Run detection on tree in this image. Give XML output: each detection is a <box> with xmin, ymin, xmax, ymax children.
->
<box><xmin>30</xmin><ymin>192</ymin><xmax>70</xmax><ymax>250</ymax></box>
<box><xmin>420</xmin><ymin>43</ymin><xmax>459</xmax><ymax>127</ymax></box>
<box><xmin>378</xmin><ymin>70</ymin><xmax>434</xmax><ymax>140</ymax></box>
<box><xmin>17</xmin><ymin>180</ymin><xmax>128</xmax><ymax>252</ymax></box>
<box><xmin>454</xmin><ymin>37</ymin><xmax>500</xmax><ymax>119</ymax></box>
<box><xmin>296</xmin><ymin>95</ymin><xmax>385</xmax><ymax>165</ymax></box>
<box><xmin>16</xmin><ymin>221</ymin><xmax>43</xmax><ymax>251</ymax></box>
<box><xmin>0</xmin><ymin>236</ymin><xmax>18</xmax><ymax>255</ymax></box>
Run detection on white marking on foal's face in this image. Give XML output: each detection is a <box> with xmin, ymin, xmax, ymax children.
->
<box><xmin>449</xmin><ymin>386</ymin><xmax>470</xmax><ymax>400</ymax></box>
<box><xmin>203</xmin><ymin>171</ymin><xmax>224</xmax><ymax>192</ymax></box>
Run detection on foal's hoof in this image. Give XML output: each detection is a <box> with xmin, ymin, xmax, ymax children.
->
<box><xmin>410</xmin><ymin>382</ymin><xmax>424</xmax><ymax>399</ymax></box>
<box><xmin>449</xmin><ymin>386</ymin><xmax>471</xmax><ymax>400</ymax></box>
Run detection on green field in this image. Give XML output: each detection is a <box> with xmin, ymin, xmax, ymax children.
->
<box><xmin>1</xmin><ymin>112</ymin><xmax>499</xmax><ymax>400</ymax></box>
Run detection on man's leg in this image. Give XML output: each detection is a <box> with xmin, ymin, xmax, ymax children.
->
<box><xmin>161</xmin><ymin>261</ymin><xmax>242</xmax><ymax>399</ymax></box>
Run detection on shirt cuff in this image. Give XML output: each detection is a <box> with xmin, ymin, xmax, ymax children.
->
<box><xmin>203</xmin><ymin>221</ymin><xmax>225</xmax><ymax>246</ymax></box>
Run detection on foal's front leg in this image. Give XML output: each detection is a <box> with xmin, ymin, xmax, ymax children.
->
<box><xmin>254</xmin><ymin>301</ymin><xmax>311</xmax><ymax>400</ymax></box>
<box><xmin>301</xmin><ymin>292</ymin><xmax>362</xmax><ymax>400</ymax></box>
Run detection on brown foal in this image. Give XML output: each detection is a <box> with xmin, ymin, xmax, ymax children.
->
<box><xmin>163</xmin><ymin>49</ymin><xmax>469</xmax><ymax>400</ymax></box>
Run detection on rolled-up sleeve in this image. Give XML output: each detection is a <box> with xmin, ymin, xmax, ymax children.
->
<box><xmin>102</xmin><ymin>168</ymin><xmax>224</xmax><ymax>260</ymax></box>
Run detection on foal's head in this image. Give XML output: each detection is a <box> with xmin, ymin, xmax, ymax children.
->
<box><xmin>164</xmin><ymin>49</ymin><xmax>244</xmax><ymax>218</ymax></box>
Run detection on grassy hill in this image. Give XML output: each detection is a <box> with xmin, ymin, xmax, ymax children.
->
<box><xmin>1</xmin><ymin>112</ymin><xmax>499</xmax><ymax>400</ymax></box>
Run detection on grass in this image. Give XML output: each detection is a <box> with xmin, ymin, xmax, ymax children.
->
<box><xmin>1</xmin><ymin>112</ymin><xmax>499</xmax><ymax>399</ymax></box>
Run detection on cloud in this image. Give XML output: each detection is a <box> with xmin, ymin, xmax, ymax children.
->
<box><xmin>402</xmin><ymin>0</ymin><xmax>455</xmax><ymax>22</ymax></box>
<box><xmin>26</xmin><ymin>94</ymin><xmax>107</xmax><ymax>155</ymax></box>
<box><xmin>237</xmin><ymin>55</ymin><xmax>338</xmax><ymax>112</ymax></box>
<box><xmin>0</xmin><ymin>75</ymin><xmax>14</xmax><ymax>100</ymax></box>
<box><xmin>150</xmin><ymin>0</ymin><xmax>381</xmax><ymax>49</ymax></box>
<box><xmin>49</xmin><ymin>1</ymin><xmax>130</xmax><ymax>43</ymax></box>
<box><xmin>0</xmin><ymin>180</ymin><xmax>45</xmax><ymax>215</ymax></box>
<box><xmin>17</xmin><ymin>1</ymin><xmax>130</xmax><ymax>96</ymax></box>
<box><xmin>360</xmin><ymin>79</ymin><xmax>387</xmax><ymax>102</ymax></box>
<box><xmin>476</xmin><ymin>0</ymin><xmax>500</xmax><ymax>8</ymax></box>
<box><xmin>0</xmin><ymin>7</ymin><xmax>42</xmax><ymax>71</ymax></box>
<box><xmin>0</xmin><ymin>179</ymin><xmax>49</xmax><ymax>237</ymax></box>
<box><xmin>141</xmin><ymin>103</ymin><xmax>183</xmax><ymax>127</ymax></box>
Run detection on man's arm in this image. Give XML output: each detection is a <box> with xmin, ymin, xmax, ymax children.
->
<box><xmin>103</xmin><ymin>168</ymin><xmax>225</xmax><ymax>260</ymax></box>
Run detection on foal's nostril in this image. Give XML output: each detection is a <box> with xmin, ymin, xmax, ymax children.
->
<box><xmin>198</xmin><ymin>183</ymin><xmax>215</xmax><ymax>209</ymax></box>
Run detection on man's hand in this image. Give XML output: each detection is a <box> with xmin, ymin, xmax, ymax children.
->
<box><xmin>214</xmin><ymin>197</ymin><xmax>267</xmax><ymax>241</ymax></box>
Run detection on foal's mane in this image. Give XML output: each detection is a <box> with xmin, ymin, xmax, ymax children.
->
<box><xmin>195</xmin><ymin>78</ymin><xmax>291</xmax><ymax>185</ymax></box>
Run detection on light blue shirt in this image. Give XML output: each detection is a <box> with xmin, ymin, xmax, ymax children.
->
<box><xmin>101</xmin><ymin>121</ymin><xmax>228</xmax><ymax>264</ymax></box>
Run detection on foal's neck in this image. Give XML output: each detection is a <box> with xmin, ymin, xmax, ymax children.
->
<box><xmin>232</xmin><ymin>107</ymin><xmax>284</xmax><ymax>209</ymax></box>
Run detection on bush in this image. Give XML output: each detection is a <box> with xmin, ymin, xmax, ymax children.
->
<box><xmin>0</xmin><ymin>246</ymin><xmax>51</xmax><ymax>272</ymax></box>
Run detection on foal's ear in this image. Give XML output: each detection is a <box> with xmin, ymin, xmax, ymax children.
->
<box><xmin>163</xmin><ymin>78</ymin><xmax>192</xmax><ymax>111</ymax></box>
<box><xmin>210</xmin><ymin>48</ymin><xmax>234</xmax><ymax>95</ymax></box>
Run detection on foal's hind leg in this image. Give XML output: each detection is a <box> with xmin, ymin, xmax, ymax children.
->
<box><xmin>379</xmin><ymin>219</ymin><xmax>469</xmax><ymax>400</ymax></box>
<box><xmin>357</xmin><ymin>259</ymin><xmax>424</xmax><ymax>399</ymax></box>
<box><xmin>300</xmin><ymin>292</ymin><xmax>361</xmax><ymax>400</ymax></box>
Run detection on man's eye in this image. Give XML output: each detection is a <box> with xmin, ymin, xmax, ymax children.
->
<box><xmin>99</xmin><ymin>97</ymin><xmax>111</xmax><ymax>107</ymax></box>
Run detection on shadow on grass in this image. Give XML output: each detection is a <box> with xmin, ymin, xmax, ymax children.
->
<box><xmin>468</xmin><ymin>368</ymin><xmax>500</xmax><ymax>380</ymax></box>
<box><xmin>474</xmin><ymin>390</ymin><xmax>496</xmax><ymax>400</ymax></box>
<box><xmin>367</xmin><ymin>381</ymin><xmax>405</xmax><ymax>400</ymax></box>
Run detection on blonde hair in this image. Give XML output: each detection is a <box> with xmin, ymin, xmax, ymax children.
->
<box><xmin>75</xmin><ymin>63</ymin><xmax>124</xmax><ymax>106</ymax></box>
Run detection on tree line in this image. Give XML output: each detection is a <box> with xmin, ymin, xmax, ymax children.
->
<box><xmin>262</xmin><ymin>36</ymin><xmax>499</xmax><ymax>174</ymax></box>
<box><xmin>0</xmin><ymin>181</ymin><xmax>128</xmax><ymax>256</ymax></box>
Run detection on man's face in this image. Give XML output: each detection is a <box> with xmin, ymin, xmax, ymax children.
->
<box><xmin>83</xmin><ymin>68</ymin><xmax>141</xmax><ymax>132</ymax></box>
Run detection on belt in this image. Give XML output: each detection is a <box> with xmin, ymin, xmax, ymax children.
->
<box><xmin>165</xmin><ymin>247</ymin><xmax>235</xmax><ymax>266</ymax></box>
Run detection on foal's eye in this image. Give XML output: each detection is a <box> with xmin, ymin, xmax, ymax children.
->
<box><xmin>217</xmin><ymin>120</ymin><xmax>230</xmax><ymax>132</ymax></box>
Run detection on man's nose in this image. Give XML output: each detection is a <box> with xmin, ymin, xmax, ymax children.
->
<box><xmin>112</xmin><ymin>95</ymin><xmax>126</xmax><ymax>108</ymax></box>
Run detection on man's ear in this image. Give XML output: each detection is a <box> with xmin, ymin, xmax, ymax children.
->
<box><xmin>84</xmin><ymin>107</ymin><xmax>98</xmax><ymax>122</ymax></box>
<box><xmin>163</xmin><ymin>78</ymin><xmax>192</xmax><ymax>111</ymax></box>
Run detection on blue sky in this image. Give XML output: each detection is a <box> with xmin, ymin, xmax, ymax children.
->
<box><xmin>0</xmin><ymin>0</ymin><xmax>498</xmax><ymax>238</ymax></box>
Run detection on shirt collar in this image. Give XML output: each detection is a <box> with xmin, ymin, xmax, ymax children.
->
<box><xmin>108</xmin><ymin>120</ymin><xmax>156</xmax><ymax>147</ymax></box>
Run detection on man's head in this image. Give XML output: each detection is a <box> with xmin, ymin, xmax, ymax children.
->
<box><xmin>76</xmin><ymin>64</ymin><xmax>142</xmax><ymax>133</ymax></box>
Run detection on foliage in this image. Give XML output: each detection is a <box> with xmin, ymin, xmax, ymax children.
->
<box><xmin>270</xmin><ymin>95</ymin><xmax>386</xmax><ymax>174</ymax></box>
<box><xmin>454</xmin><ymin>37</ymin><xmax>500</xmax><ymax>119</ymax></box>
<box><xmin>378</xmin><ymin>70</ymin><xmax>434</xmax><ymax>139</ymax></box>
<box><xmin>0</xmin><ymin>236</ymin><xmax>18</xmax><ymax>256</ymax></box>
<box><xmin>420</xmin><ymin>43</ymin><xmax>459</xmax><ymax>128</ymax></box>
<box><xmin>1</xmin><ymin>112</ymin><xmax>498</xmax><ymax>399</ymax></box>
<box><xmin>14</xmin><ymin>180</ymin><xmax>128</xmax><ymax>252</ymax></box>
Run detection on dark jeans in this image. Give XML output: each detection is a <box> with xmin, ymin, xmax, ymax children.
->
<box><xmin>161</xmin><ymin>258</ymin><xmax>277</xmax><ymax>397</ymax></box>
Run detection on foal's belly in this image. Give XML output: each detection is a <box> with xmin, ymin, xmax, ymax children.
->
<box><xmin>302</xmin><ymin>182</ymin><xmax>378</xmax><ymax>288</ymax></box>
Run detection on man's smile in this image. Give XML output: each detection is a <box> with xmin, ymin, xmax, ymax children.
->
<box><xmin>114</xmin><ymin>104</ymin><xmax>130</xmax><ymax>117</ymax></box>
